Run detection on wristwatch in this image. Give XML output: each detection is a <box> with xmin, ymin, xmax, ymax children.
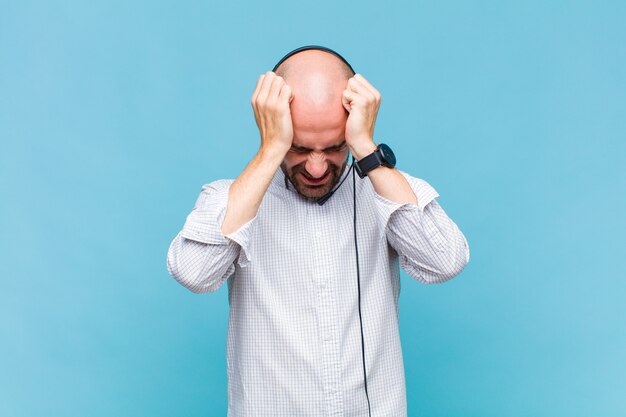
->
<box><xmin>354</xmin><ymin>143</ymin><xmax>396</xmax><ymax>178</ymax></box>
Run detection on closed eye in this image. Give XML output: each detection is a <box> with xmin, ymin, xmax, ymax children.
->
<box><xmin>289</xmin><ymin>141</ymin><xmax>346</xmax><ymax>154</ymax></box>
<box><xmin>289</xmin><ymin>146</ymin><xmax>310</xmax><ymax>154</ymax></box>
<box><xmin>324</xmin><ymin>143</ymin><xmax>347</xmax><ymax>153</ymax></box>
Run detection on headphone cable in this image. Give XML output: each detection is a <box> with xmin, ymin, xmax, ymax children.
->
<box><xmin>352</xmin><ymin>157</ymin><xmax>372</xmax><ymax>417</ymax></box>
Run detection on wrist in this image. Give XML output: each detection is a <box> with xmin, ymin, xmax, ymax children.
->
<box><xmin>259</xmin><ymin>142</ymin><xmax>289</xmax><ymax>162</ymax></box>
<box><xmin>349</xmin><ymin>139</ymin><xmax>377</xmax><ymax>161</ymax></box>
<box><xmin>353</xmin><ymin>143</ymin><xmax>397</xmax><ymax>178</ymax></box>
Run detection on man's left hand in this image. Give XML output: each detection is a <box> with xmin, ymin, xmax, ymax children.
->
<box><xmin>342</xmin><ymin>74</ymin><xmax>381</xmax><ymax>159</ymax></box>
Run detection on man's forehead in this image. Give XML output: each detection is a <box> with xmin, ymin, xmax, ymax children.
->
<box><xmin>292</xmin><ymin>130</ymin><xmax>346</xmax><ymax>151</ymax></box>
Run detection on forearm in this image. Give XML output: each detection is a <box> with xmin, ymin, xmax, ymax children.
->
<box><xmin>166</xmin><ymin>179</ymin><xmax>251</xmax><ymax>293</ymax></box>
<box><xmin>368</xmin><ymin>171</ymin><xmax>469</xmax><ymax>283</ymax></box>
<box><xmin>386</xmin><ymin>198</ymin><xmax>469</xmax><ymax>283</ymax></box>
<box><xmin>221</xmin><ymin>145</ymin><xmax>287</xmax><ymax>235</ymax></box>
<box><xmin>351</xmin><ymin>141</ymin><xmax>417</xmax><ymax>205</ymax></box>
<box><xmin>367</xmin><ymin>166</ymin><xmax>418</xmax><ymax>205</ymax></box>
<box><xmin>393</xmin><ymin>202</ymin><xmax>469</xmax><ymax>282</ymax></box>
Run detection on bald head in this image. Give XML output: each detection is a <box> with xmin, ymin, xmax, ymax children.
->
<box><xmin>275</xmin><ymin>49</ymin><xmax>353</xmax><ymax>199</ymax></box>
<box><xmin>275</xmin><ymin>50</ymin><xmax>352</xmax><ymax>108</ymax></box>
<box><xmin>275</xmin><ymin>50</ymin><xmax>352</xmax><ymax>148</ymax></box>
<box><xmin>275</xmin><ymin>49</ymin><xmax>353</xmax><ymax>81</ymax></box>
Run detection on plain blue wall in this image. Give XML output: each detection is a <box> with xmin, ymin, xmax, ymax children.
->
<box><xmin>1</xmin><ymin>1</ymin><xmax>624</xmax><ymax>416</ymax></box>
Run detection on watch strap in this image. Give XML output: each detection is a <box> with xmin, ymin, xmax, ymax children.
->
<box><xmin>355</xmin><ymin>149</ymin><xmax>383</xmax><ymax>178</ymax></box>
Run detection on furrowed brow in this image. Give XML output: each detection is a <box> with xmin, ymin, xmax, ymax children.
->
<box><xmin>290</xmin><ymin>141</ymin><xmax>346</xmax><ymax>153</ymax></box>
<box><xmin>291</xmin><ymin>144</ymin><xmax>312</xmax><ymax>152</ymax></box>
<box><xmin>323</xmin><ymin>141</ymin><xmax>346</xmax><ymax>152</ymax></box>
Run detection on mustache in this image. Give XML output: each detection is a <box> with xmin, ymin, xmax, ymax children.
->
<box><xmin>290</xmin><ymin>163</ymin><xmax>340</xmax><ymax>179</ymax></box>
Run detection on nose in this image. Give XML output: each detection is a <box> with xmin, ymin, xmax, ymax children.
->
<box><xmin>304</xmin><ymin>152</ymin><xmax>328</xmax><ymax>178</ymax></box>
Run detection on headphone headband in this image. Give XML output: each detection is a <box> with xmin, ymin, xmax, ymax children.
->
<box><xmin>272</xmin><ymin>45</ymin><xmax>355</xmax><ymax>74</ymax></box>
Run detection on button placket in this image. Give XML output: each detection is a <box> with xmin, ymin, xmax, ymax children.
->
<box><xmin>309</xmin><ymin>204</ymin><xmax>344</xmax><ymax>414</ymax></box>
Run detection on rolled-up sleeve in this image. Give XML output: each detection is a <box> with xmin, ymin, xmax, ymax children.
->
<box><xmin>166</xmin><ymin>180</ymin><xmax>257</xmax><ymax>293</ymax></box>
<box><xmin>373</xmin><ymin>172</ymin><xmax>470</xmax><ymax>284</ymax></box>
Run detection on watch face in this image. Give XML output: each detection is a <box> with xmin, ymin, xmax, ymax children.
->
<box><xmin>378</xmin><ymin>144</ymin><xmax>396</xmax><ymax>167</ymax></box>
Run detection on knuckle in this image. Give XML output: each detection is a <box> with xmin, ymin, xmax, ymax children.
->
<box><xmin>265</xmin><ymin>101</ymin><xmax>277</xmax><ymax>112</ymax></box>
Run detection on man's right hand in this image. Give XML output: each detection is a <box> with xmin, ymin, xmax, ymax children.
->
<box><xmin>221</xmin><ymin>73</ymin><xmax>293</xmax><ymax>235</ymax></box>
<box><xmin>251</xmin><ymin>71</ymin><xmax>294</xmax><ymax>154</ymax></box>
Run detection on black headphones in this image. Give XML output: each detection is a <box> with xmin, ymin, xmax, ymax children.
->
<box><xmin>272</xmin><ymin>45</ymin><xmax>356</xmax><ymax>75</ymax></box>
<box><xmin>272</xmin><ymin>46</ymin><xmax>372</xmax><ymax>417</ymax></box>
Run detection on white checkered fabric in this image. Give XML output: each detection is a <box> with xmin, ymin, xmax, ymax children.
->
<box><xmin>167</xmin><ymin>166</ymin><xmax>470</xmax><ymax>417</ymax></box>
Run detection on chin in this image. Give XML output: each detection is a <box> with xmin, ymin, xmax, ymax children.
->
<box><xmin>297</xmin><ymin>185</ymin><xmax>334</xmax><ymax>200</ymax></box>
<box><xmin>282</xmin><ymin>160</ymin><xmax>347</xmax><ymax>201</ymax></box>
<box><xmin>286</xmin><ymin>176</ymin><xmax>332</xmax><ymax>199</ymax></box>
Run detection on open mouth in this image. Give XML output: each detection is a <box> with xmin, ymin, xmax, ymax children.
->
<box><xmin>300</xmin><ymin>171</ymin><xmax>330</xmax><ymax>186</ymax></box>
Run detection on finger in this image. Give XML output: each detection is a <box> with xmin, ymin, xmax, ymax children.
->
<box><xmin>354</xmin><ymin>74</ymin><xmax>381</xmax><ymax>102</ymax></box>
<box><xmin>267</xmin><ymin>75</ymin><xmax>285</xmax><ymax>103</ymax></box>
<box><xmin>342</xmin><ymin>89</ymin><xmax>359</xmax><ymax>112</ymax></box>
<box><xmin>256</xmin><ymin>71</ymin><xmax>276</xmax><ymax>102</ymax></box>
<box><xmin>288</xmin><ymin>85</ymin><xmax>294</xmax><ymax>103</ymax></box>
<box><xmin>251</xmin><ymin>74</ymin><xmax>266</xmax><ymax>107</ymax></box>
<box><xmin>278</xmin><ymin>83</ymin><xmax>293</xmax><ymax>105</ymax></box>
<box><xmin>347</xmin><ymin>77</ymin><xmax>376</xmax><ymax>101</ymax></box>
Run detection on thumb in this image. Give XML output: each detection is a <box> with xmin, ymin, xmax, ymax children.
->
<box><xmin>279</xmin><ymin>84</ymin><xmax>294</xmax><ymax>105</ymax></box>
<box><xmin>342</xmin><ymin>90</ymin><xmax>355</xmax><ymax>112</ymax></box>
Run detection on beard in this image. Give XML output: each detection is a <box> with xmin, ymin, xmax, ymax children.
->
<box><xmin>281</xmin><ymin>159</ymin><xmax>348</xmax><ymax>201</ymax></box>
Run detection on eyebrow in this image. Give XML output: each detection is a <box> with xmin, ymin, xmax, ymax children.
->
<box><xmin>291</xmin><ymin>141</ymin><xmax>346</xmax><ymax>152</ymax></box>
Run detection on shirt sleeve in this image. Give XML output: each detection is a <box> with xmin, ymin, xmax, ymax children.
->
<box><xmin>372</xmin><ymin>171</ymin><xmax>470</xmax><ymax>284</ymax></box>
<box><xmin>166</xmin><ymin>180</ymin><xmax>257</xmax><ymax>293</ymax></box>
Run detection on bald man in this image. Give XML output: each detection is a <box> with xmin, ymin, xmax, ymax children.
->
<box><xmin>167</xmin><ymin>47</ymin><xmax>470</xmax><ymax>417</ymax></box>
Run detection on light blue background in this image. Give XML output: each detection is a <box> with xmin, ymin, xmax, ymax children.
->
<box><xmin>1</xmin><ymin>1</ymin><xmax>624</xmax><ymax>416</ymax></box>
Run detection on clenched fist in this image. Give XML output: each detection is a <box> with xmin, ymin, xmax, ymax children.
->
<box><xmin>342</xmin><ymin>74</ymin><xmax>381</xmax><ymax>159</ymax></box>
<box><xmin>251</xmin><ymin>71</ymin><xmax>294</xmax><ymax>154</ymax></box>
